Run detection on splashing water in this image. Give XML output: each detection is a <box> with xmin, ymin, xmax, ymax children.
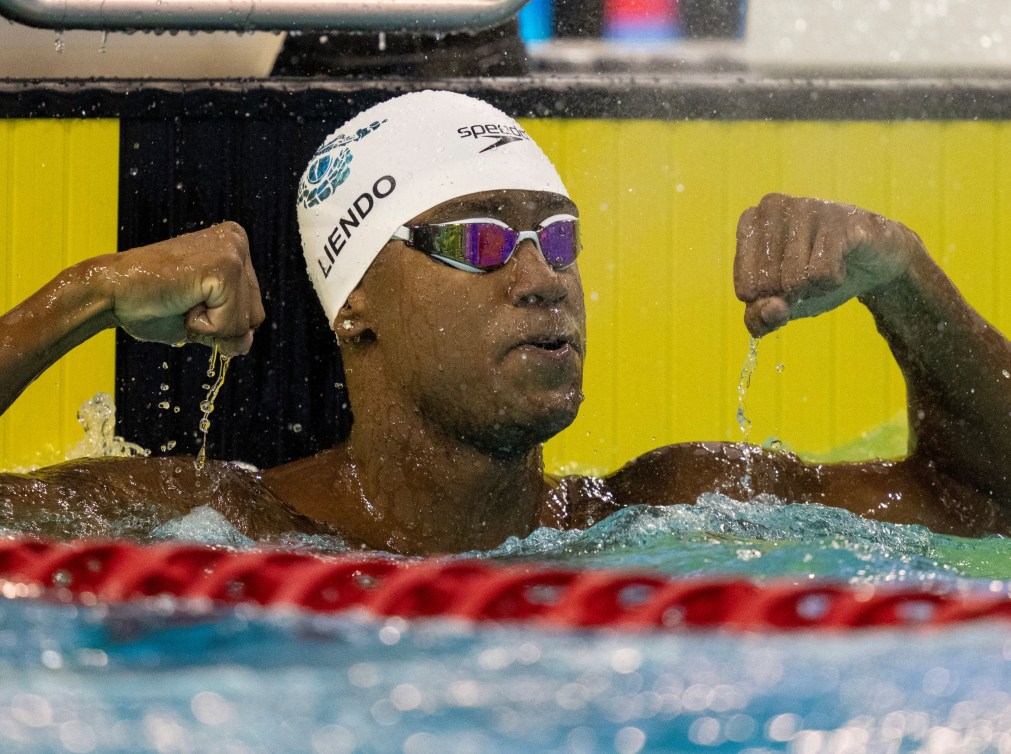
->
<box><xmin>65</xmin><ymin>393</ymin><xmax>149</xmax><ymax>461</ymax></box>
<box><xmin>736</xmin><ymin>336</ymin><xmax>760</xmax><ymax>496</ymax></box>
<box><xmin>195</xmin><ymin>345</ymin><xmax>231</xmax><ymax>471</ymax></box>
<box><xmin>470</xmin><ymin>492</ymin><xmax>1011</xmax><ymax>584</ymax></box>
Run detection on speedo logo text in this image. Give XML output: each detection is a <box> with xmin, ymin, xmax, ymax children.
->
<box><xmin>457</xmin><ymin>123</ymin><xmax>531</xmax><ymax>153</ymax></box>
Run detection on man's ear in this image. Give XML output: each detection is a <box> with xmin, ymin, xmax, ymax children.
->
<box><xmin>332</xmin><ymin>289</ymin><xmax>374</xmax><ymax>343</ymax></box>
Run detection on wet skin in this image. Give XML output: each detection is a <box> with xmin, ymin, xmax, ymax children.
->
<box><xmin>2</xmin><ymin>192</ymin><xmax>1011</xmax><ymax>552</ymax></box>
<box><xmin>264</xmin><ymin>191</ymin><xmax>1011</xmax><ymax>548</ymax></box>
<box><xmin>264</xmin><ymin>190</ymin><xmax>590</xmax><ymax>552</ymax></box>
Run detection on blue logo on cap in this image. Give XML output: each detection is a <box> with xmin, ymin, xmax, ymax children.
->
<box><xmin>298</xmin><ymin>119</ymin><xmax>387</xmax><ymax>210</ymax></box>
<box><xmin>300</xmin><ymin>147</ymin><xmax>352</xmax><ymax>208</ymax></box>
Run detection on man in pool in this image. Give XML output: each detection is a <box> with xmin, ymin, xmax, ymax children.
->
<box><xmin>2</xmin><ymin>91</ymin><xmax>1010</xmax><ymax>553</ymax></box>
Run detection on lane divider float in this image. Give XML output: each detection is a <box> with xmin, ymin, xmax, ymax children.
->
<box><xmin>1</xmin><ymin>537</ymin><xmax>1008</xmax><ymax>630</ymax></box>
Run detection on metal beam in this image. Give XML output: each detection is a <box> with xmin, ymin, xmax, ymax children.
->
<box><xmin>0</xmin><ymin>0</ymin><xmax>527</xmax><ymax>32</ymax></box>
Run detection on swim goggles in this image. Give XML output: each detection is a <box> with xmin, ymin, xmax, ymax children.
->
<box><xmin>389</xmin><ymin>214</ymin><xmax>581</xmax><ymax>273</ymax></box>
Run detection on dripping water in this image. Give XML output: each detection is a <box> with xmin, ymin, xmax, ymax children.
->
<box><xmin>195</xmin><ymin>345</ymin><xmax>231</xmax><ymax>471</ymax></box>
<box><xmin>736</xmin><ymin>336</ymin><xmax>760</xmax><ymax>497</ymax></box>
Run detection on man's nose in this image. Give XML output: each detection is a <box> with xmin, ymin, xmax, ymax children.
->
<box><xmin>508</xmin><ymin>240</ymin><xmax>569</xmax><ymax>307</ymax></box>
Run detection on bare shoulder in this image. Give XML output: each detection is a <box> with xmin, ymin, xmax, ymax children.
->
<box><xmin>1</xmin><ymin>455</ymin><xmax>322</xmax><ymax>539</ymax></box>
<box><xmin>545</xmin><ymin>442</ymin><xmax>769</xmax><ymax>528</ymax></box>
<box><xmin>603</xmin><ymin>442</ymin><xmax>812</xmax><ymax>507</ymax></box>
<box><xmin>554</xmin><ymin>442</ymin><xmax>1003</xmax><ymax>537</ymax></box>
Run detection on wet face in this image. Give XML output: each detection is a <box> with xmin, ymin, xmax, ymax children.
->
<box><xmin>352</xmin><ymin>189</ymin><xmax>586</xmax><ymax>458</ymax></box>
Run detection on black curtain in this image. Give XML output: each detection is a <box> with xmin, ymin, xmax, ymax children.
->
<box><xmin>116</xmin><ymin>108</ymin><xmax>357</xmax><ymax>469</ymax></box>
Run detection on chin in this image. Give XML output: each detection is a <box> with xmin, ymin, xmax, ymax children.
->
<box><xmin>471</xmin><ymin>389</ymin><xmax>583</xmax><ymax>459</ymax></box>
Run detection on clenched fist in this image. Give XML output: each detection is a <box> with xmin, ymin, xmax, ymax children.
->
<box><xmin>734</xmin><ymin>194</ymin><xmax>922</xmax><ymax>337</ymax></box>
<box><xmin>108</xmin><ymin>222</ymin><xmax>265</xmax><ymax>356</ymax></box>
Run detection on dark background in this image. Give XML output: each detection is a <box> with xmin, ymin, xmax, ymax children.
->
<box><xmin>117</xmin><ymin>112</ymin><xmax>351</xmax><ymax>468</ymax></box>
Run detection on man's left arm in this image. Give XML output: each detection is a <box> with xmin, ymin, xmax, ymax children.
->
<box><xmin>736</xmin><ymin>193</ymin><xmax>1011</xmax><ymax>504</ymax></box>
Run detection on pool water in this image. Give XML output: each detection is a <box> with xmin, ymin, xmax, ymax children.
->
<box><xmin>4</xmin><ymin>599</ymin><xmax>1011</xmax><ymax>754</ymax></box>
<box><xmin>3</xmin><ymin>492</ymin><xmax>1011</xmax><ymax>753</ymax></box>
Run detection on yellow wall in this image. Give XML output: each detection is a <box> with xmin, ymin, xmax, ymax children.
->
<box><xmin>0</xmin><ymin>120</ymin><xmax>119</xmax><ymax>470</ymax></box>
<box><xmin>4</xmin><ymin>117</ymin><xmax>1010</xmax><ymax>475</ymax></box>
<box><xmin>533</xmin><ymin>119</ymin><xmax>1011</xmax><ymax>474</ymax></box>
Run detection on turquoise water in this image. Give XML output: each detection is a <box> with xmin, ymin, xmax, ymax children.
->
<box><xmin>3</xmin><ymin>492</ymin><xmax>1011</xmax><ymax>752</ymax></box>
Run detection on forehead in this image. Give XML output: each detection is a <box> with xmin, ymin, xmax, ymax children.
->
<box><xmin>410</xmin><ymin>189</ymin><xmax>578</xmax><ymax>227</ymax></box>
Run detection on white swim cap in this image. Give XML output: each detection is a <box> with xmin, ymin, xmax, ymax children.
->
<box><xmin>296</xmin><ymin>90</ymin><xmax>570</xmax><ymax>328</ymax></box>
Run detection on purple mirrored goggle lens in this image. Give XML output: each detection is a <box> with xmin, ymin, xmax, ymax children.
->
<box><xmin>536</xmin><ymin>217</ymin><xmax>580</xmax><ymax>269</ymax></box>
<box><xmin>396</xmin><ymin>215</ymin><xmax>581</xmax><ymax>273</ymax></box>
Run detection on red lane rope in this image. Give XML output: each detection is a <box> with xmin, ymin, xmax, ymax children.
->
<box><xmin>1</xmin><ymin>537</ymin><xmax>1008</xmax><ymax>631</ymax></box>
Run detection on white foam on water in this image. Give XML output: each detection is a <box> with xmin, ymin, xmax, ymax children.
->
<box><xmin>148</xmin><ymin>504</ymin><xmax>254</xmax><ymax>548</ymax></box>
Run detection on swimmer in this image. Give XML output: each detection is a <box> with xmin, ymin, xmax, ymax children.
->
<box><xmin>2</xmin><ymin>91</ymin><xmax>1010</xmax><ymax>553</ymax></box>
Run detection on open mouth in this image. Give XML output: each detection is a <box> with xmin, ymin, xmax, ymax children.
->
<box><xmin>516</xmin><ymin>335</ymin><xmax>579</xmax><ymax>356</ymax></box>
<box><xmin>529</xmin><ymin>338</ymin><xmax>568</xmax><ymax>351</ymax></box>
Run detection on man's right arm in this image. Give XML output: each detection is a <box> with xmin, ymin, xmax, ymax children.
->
<box><xmin>0</xmin><ymin>222</ymin><xmax>264</xmax><ymax>416</ymax></box>
<box><xmin>1</xmin><ymin>224</ymin><xmax>271</xmax><ymax>534</ymax></box>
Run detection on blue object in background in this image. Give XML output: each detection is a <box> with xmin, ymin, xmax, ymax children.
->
<box><xmin>518</xmin><ymin>0</ymin><xmax>553</xmax><ymax>43</ymax></box>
